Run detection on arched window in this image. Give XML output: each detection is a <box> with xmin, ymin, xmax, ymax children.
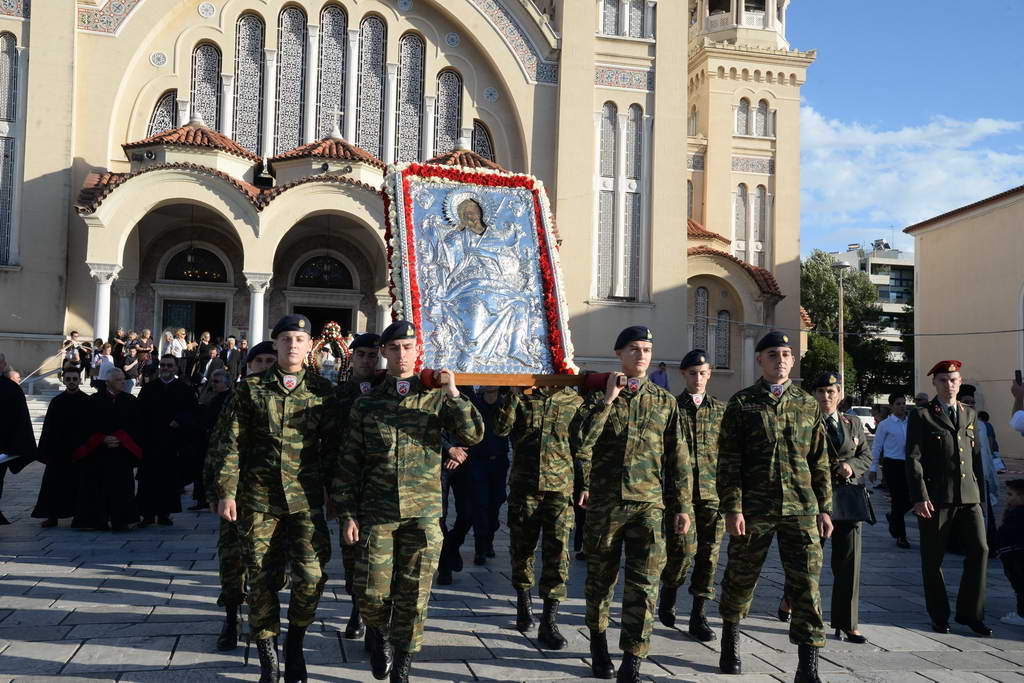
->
<box><xmin>755</xmin><ymin>99</ymin><xmax>769</xmax><ymax>137</ymax></box>
<box><xmin>165</xmin><ymin>248</ymin><xmax>228</xmax><ymax>283</ymax></box>
<box><xmin>715</xmin><ymin>311</ymin><xmax>732</xmax><ymax>369</ymax></box>
<box><xmin>602</xmin><ymin>0</ymin><xmax>619</xmax><ymax>35</ymax></box>
<box><xmin>294</xmin><ymin>255</ymin><xmax>354</xmax><ymax>289</ymax></box>
<box><xmin>317</xmin><ymin>4</ymin><xmax>347</xmax><ymax>139</ymax></box>
<box><xmin>734</xmin><ymin>183</ymin><xmax>748</xmax><ymax>261</ymax></box>
<box><xmin>693</xmin><ymin>287</ymin><xmax>709</xmax><ymax>351</ymax></box>
<box><xmin>688</xmin><ymin>105</ymin><xmax>698</xmax><ymax>136</ymax></box>
<box><xmin>233</xmin><ymin>13</ymin><xmax>264</xmax><ymax>153</ymax></box>
<box><xmin>190</xmin><ymin>44</ymin><xmax>222</xmax><ymax>129</ymax></box>
<box><xmin>623</xmin><ymin>104</ymin><xmax>643</xmax><ymax>298</ymax></box>
<box><xmin>356</xmin><ymin>16</ymin><xmax>387</xmax><ymax>158</ymax></box>
<box><xmin>434</xmin><ymin>70</ymin><xmax>463</xmax><ymax>156</ymax></box>
<box><xmin>736</xmin><ymin>98</ymin><xmax>749</xmax><ymax>135</ymax></box>
<box><xmin>395</xmin><ymin>33</ymin><xmax>425</xmax><ymax>162</ymax></box>
<box><xmin>472</xmin><ymin>120</ymin><xmax>496</xmax><ymax>162</ymax></box>
<box><xmin>596</xmin><ymin>102</ymin><xmax>617</xmax><ymax>298</ymax></box>
<box><xmin>752</xmin><ymin>185</ymin><xmax>767</xmax><ymax>267</ymax></box>
<box><xmin>148</xmin><ymin>90</ymin><xmax>178</xmax><ymax>136</ymax></box>
<box><xmin>0</xmin><ymin>32</ymin><xmax>17</xmax><ymax>265</ymax></box>
<box><xmin>0</xmin><ymin>33</ymin><xmax>18</xmax><ymax>122</ymax></box>
<box><xmin>710</xmin><ymin>0</ymin><xmax>731</xmax><ymax>14</ymax></box>
<box><xmin>627</xmin><ymin>0</ymin><xmax>644</xmax><ymax>37</ymax></box>
<box><xmin>275</xmin><ymin>7</ymin><xmax>307</xmax><ymax>154</ymax></box>
<box><xmin>687</xmin><ymin>180</ymin><xmax>693</xmax><ymax>219</ymax></box>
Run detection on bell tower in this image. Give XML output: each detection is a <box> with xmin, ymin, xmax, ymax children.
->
<box><xmin>689</xmin><ymin>0</ymin><xmax>791</xmax><ymax>50</ymax></box>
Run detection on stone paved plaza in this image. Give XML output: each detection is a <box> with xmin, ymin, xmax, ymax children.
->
<box><xmin>1</xmin><ymin>464</ymin><xmax>1023</xmax><ymax>682</ymax></box>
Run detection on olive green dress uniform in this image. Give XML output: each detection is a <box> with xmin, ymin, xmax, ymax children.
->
<box><xmin>717</xmin><ymin>379</ymin><xmax>831</xmax><ymax>647</ymax></box>
<box><xmin>661</xmin><ymin>392</ymin><xmax>725</xmax><ymax>598</ymax></box>
<box><xmin>823</xmin><ymin>411</ymin><xmax>872</xmax><ymax>632</ymax></box>
<box><xmin>575</xmin><ymin>379</ymin><xmax>691</xmax><ymax>657</ymax></box>
<box><xmin>213</xmin><ymin>366</ymin><xmax>337</xmax><ymax>641</ymax></box>
<box><xmin>905</xmin><ymin>395</ymin><xmax>988</xmax><ymax>624</ymax></box>
<box><xmin>332</xmin><ymin>375</ymin><xmax>484</xmax><ymax>654</ymax></box>
<box><xmin>495</xmin><ymin>386</ymin><xmax>583</xmax><ymax>601</ymax></box>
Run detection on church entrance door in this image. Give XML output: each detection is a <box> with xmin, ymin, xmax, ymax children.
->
<box><xmin>293</xmin><ymin>306</ymin><xmax>354</xmax><ymax>338</ymax></box>
<box><xmin>162</xmin><ymin>300</ymin><xmax>226</xmax><ymax>341</ymax></box>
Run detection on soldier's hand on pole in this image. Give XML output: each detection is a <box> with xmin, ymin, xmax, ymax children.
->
<box><xmin>913</xmin><ymin>501</ymin><xmax>934</xmax><ymax>519</ymax></box>
<box><xmin>726</xmin><ymin>512</ymin><xmax>745</xmax><ymax>536</ymax></box>
<box><xmin>218</xmin><ymin>498</ymin><xmax>237</xmax><ymax>522</ymax></box>
<box><xmin>674</xmin><ymin>512</ymin><xmax>691</xmax><ymax>535</ymax></box>
<box><xmin>817</xmin><ymin>512</ymin><xmax>833</xmax><ymax>539</ymax></box>
<box><xmin>604</xmin><ymin>372</ymin><xmax>625</xmax><ymax>406</ymax></box>
<box><xmin>576</xmin><ymin>490</ymin><xmax>589</xmax><ymax>509</ymax></box>
<box><xmin>440</xmin><ymin>368</ymin><xmax>460</xmax><ymax>399</ymax></box>
<box><xmin>342</xmin><ymin>518</ymin><xmax>360</xmax><ymax>545</ymax></box>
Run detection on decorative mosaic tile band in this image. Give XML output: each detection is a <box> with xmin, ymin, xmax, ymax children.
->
<box><xmin>594</xmin><ymin>65</ymin><xmax>654</xmax><ymax>91</ymax></box>
<box><xmin>77</xmin><ymin>0</ymin><xmax>144</xmax><ymax>35</ymax></box>
<box><xmin>471</xmin><ymin>0</ymin><xmax>558</xmax><ymax>84</ymax></box>
<box><xmin>688</xmin><ymin>153</ymin><xmax>705</xmax><ymax>171</ymax></box>
<box><xmin>0</xmin><ymin>0</ymin><xmax>29</xmax><ymax>19</ymax></box>
<box><xmin>732</xmin><ymin>155</ymin><xmax>775</xmax><ymax>174</ymax></box>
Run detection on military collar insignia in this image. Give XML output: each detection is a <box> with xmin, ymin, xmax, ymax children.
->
<box><xmin>627</xmin><ymin>378</ymin><xmax>641</xmax><ymax>393</ymax></box>
<box><xmin>359</xmin><ymin>381</ymin><xmax>372</xmax><ymax>394</ymax></box>
<box><xmin>691</xmin><ymin>393</ymin><xmax>704</xmax><ymax>407</ymax></box>
<box><xmin>769</xmin><ymin>384</ymin><xmax>785</xmax><ymax>399</ymax></box>
<box><xmin>282</xmin><ymin>375</ymin><xmax>298</xmax><ymax>391</ymax></box>
<box><xmin>397</xmin><ymin>379</ymin><xmax>410</xmax><ymax>396</ymax></box>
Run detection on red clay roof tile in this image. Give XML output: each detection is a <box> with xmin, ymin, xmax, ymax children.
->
<box><xmin>424</xmin><ymin>148</ymin><xmax>506</xmax><ymax>171</ymax></box>
<box><xmin>123</xmin><ymin>121</ymin><xmax>261</xmax><ymax>163</ymax></box>
<box><xmin>268</xmin><ymin>136</ymin><xmax>385</xmax><ymax>170</ymax></box>
<box><xmin>687</xmin><ymin>218</ymin><xmax>731</xmax><ymax>245</ymax></box>
<box><xmin>687</xmin><ymin>245</ymin><xmax>784</xmax><ymax>298</ymax></box>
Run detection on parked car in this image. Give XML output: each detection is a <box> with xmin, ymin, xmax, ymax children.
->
<box><xmin>847</xmin><ymin>405</ymin><xmax>876</xmax><ymax>435</ymax></box>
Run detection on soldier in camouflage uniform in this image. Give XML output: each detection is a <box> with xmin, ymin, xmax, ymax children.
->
<box><xmin>203</xmin><ymin>341</ymin><xmax>278</xmax><ymax>652</ymax></box>
<box><xmin>574</xmin><ymin>326</ymin><xmax>692</xmax><ymax>683</ymax></box>
<box><xmin>658</xmin><ymin>349</ymin><xmax>725</xmax><ymax>643</ymax></box>
<box><xmin>214</xmin><ymin>315</ymin><xmax>337</xmax><ymax>683</ymax></box>
<box><xmin>333</xmin><ymin>321</ymin><xmax>483</xmax><ymax>683</ymax></box>
<box><xmin>716</xmin><ymin>331</ymin><xmax>831</xmax><ymax>683</ymax></box>
<box><xmin>494</xmin><ymin>384</ymin><xmax>583</xmax><ymax>649</ymax></box>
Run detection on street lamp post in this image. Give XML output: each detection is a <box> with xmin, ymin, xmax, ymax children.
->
<box><xmin>833</xmin><ymin>261</ymin><xmax>852</xmax><ymax>393</ymax></box>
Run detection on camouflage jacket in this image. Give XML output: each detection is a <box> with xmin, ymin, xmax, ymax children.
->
<box><xmin>494</xmin><ymin>386</ymin><xmax>583</xmax><ymax>496</ymax></box>
<box><xmin>717</xmin><ymin>379</ymin><xmax>830</xmax><ymax>517</ymax></box>
<box><xmin>212</xmin><ymin>366</ymin><xmax>337</xmax><ymax>515</ymax></box>
<box><xmin>678</xmin><ymin>393</ymin><xmax>726</xmax><ymax>504</ymax></box>
<box><xmin>203</xmin><ymin>392</ymin><xmax>235</xmax><ymax>497</ymax></box>
<box><xmin>331</xmin><ymin>375</ymin><xmax>484</xmax><ymax>525</ymax></box>
<box><xmin>573</xmin><ymin>379</ymin><xmax>691</xmax><ymax>513</ymax></box>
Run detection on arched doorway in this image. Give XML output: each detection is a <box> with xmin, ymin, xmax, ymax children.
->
<box><xmin>288</xmin><ymin>252</ymin><xmax>359</xmax><ymax>338</ymax></box>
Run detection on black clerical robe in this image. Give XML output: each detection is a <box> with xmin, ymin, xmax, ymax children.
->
<box><xmin>0</xmin><ymin>376</ymin><xmax>36</xmax><ymax>513</ymax></box>
<box><xmin>32</xmin><ymin>389</ymin><xmax>90</xmax><ymax>520</ymax></box>
<box><xmin>136</xmin><ymin>378</ymin><xmax>197</xmax><ymax>517</ymax></box>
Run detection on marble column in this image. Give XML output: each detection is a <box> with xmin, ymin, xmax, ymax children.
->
<box><xmin>220</xmin><ymin>74</ymin><xmax>234</xmax><ymax>138</ymax></box>
<box><xmin>613</xmin><ymin>112</ymin><xmax>628</xmax><ymax>298</ymax></box>
<box><xmin>304</xmin><ymin>23</ymin><xmax>320</xmax><ymax>144</ymax></box>
<box><xmin>176</xmin><ymin>97</ymin><xmax>191</xmax><ymax>127</ymax></box>
<box><xmin>261</xmin><ymin>49</ymin><xmax>278</xmax><ymax>158</ymax></box>
<box><xmin>422</xmin><ymin>94</ymin><xmax>437</xmax><ymax>159</ymax></box>
<box><xmin>245</xmin><ymin>272</ymin><xmax>272</xmax><ymax>345</ymax></box>
<box><xmin>375</xmin><ymin>294</ymin><xmax>393</xmax><ymax>333</ymax></box>
<box><xmin>344</xmin><ymin>28</ymin><xmax>360</xmax><ymax>141</ymax></box>
<box><xmin>383</xmin><ymin>63</ymin><xmax>399</xmax><ymax>164</ymax></box>
<box><xmin>88</xmin><ymin>263</ymin><xmax>121</xmax><ymax>341</ymax></box>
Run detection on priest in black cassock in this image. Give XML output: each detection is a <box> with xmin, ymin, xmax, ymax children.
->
<box><xmin>32</xmin><ymin>365</ymin><xmax>90</xmax><ymax>526</ymax></box>
<box><xmin>72</xmin><ymin>368</ymin><xmax>142</xmax><ymax>531</ymax></box>
<box><xmin>136</xmin><ymin>353</ymin><xmax>197</xmax><ymax>526</ymax></box>
<box><xmin>0</xmin><ymin>353</ymin><xmax>36</xmax><ymax>525</ymax></box>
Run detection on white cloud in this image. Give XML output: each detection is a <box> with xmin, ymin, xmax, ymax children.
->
<box><xmin>800</xmin><ymin>105</ymin><xmax>1024</xmax><ymax>253</ymax></box>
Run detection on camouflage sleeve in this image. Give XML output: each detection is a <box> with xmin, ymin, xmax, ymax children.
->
<box><xmin>202</xmin><ymin>394</ymin><xmax>235</xmax><ymax>497</ymax></box>
<box><xmin>716</xmin><ymin>399</ymin><xmax>743</xmax><ymax>514</ymax></box>
<box><xmin>664</xmin><ymin>399</ymin><xmax>693</xmax><ymax>516</ymax></box>
<box><xmin>493</xmin><ymin>389</ymin><xmax>520</xmax><ymax>438</ymax></box>
<box><xmin>807</xmin><ymin>408</ymin><xmax>831</xmax><ymax>513</ymax></box>
<box><xmin>213</xmin><ymin>384</ymin><xmax>248</xmax><ymax>502</ymax></box>
<box><xmin>904</xmin><ymin>409</ymin><xmax>929</xmax><ymax>504</ymax></box>
<box><xmin>442</xmin><ymin>393</ymin><xmax>485</xmax><ymax>447</ymax></box>
<box><xmin>573</xmin><ymin>393</ymin><xmax>611</xmax><ymax>490</ymax></box>
<box><xmin>331</xmin><ymin>400</ymin><xmax>364</xmax><ymax>522</ymax></box>
<box><xmin>845</xmin><ymin>416</ymin><xmax>873</xmax><ymax>478</ymax></box>
<box><xmin>319</xmin><ymin>392</ymin><xmax>340</xmax><ymax>496</ymax></box>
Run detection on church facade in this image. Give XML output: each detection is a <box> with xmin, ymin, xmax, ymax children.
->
<box><xmin>0</xmin><ymin>0</ymin><xmax>813</xmax><ymax>397</ymax></box>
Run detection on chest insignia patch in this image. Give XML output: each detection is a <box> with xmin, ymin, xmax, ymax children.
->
<box><xmin>769</xmin><ymin>384</ymin><xmax>784</xmax><ymax>399</ymax></box>
<box><xmin>397</xmin><ymin>380</ymin><xmax>410</xmax><ymax>396</ymax></box>
<box><xmin>627</xmin><ymin>378</ymin><xmax>641</xmax><ymax>393</ymax></box>
<box><xmin>360</xmin><ymin>381</ymin><xmax>372</xmax><ymax>394</ymax></box>
<box><xmin>692</xmin><ymin>394</ymin><xmax>703</xmax><ymax>407</ymax></box>
<box><xmin>282</xmin><ymin>375</ymin><xmax>298</xmax><ymax>391</ymax></box>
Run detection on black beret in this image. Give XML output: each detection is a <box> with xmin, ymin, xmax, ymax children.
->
<box><xmin>349</xmin><ymin>333</ymin><xmax>380</xmax><ymax>351</ymax></box>
<box><xmin>810</xmin><ymin>371</ymin><xmax>842</xmax><ymax>390</ymax></box>
<box><xmin>614</xmin><ymin>325</ymin><xmax>653</xmax><ymax>350</ymax></box>
<box><xmin>245</xmin><ymin>341</ymin><xmax>275</xmax><ymax>364</ymax></box>
<box><xmin>380</xmin><ymin>321</ymin><xmax>417</xmax><ymax>345</ymax></box>
<box><xmin>271</xmin><ymin>314</ymin><xmax>312</xmax><ymax>339</ymax></box>
<box><xmin>755</xmin><ymin>330</ymin><xmax>791</xmax><ymax>352</ymax></box>
<box><xmin>680</xmin><ymin>349</ymin><xmax>710</xmax><ymax>370</ymax></box>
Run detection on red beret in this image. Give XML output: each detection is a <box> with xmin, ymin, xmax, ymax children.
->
<box><xmin>927</xmin><ymin>360</ymin><xmax>962</xmax><ymax>376</ymax></box>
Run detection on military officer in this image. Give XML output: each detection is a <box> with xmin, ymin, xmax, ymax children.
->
<box><xmin>214</xmin><ymin>316</ymin><xmax>336</xmax><ymax>683</ymax></box>
<box><xmin>494</xmin><ymin>382</ymin><xmax>583</xmax><ymax>649</ymax></box>
<box><xmin>811</xmin><ymin>371</ymin><xmax>872</xmax><ymax>644</ymax></box>
<box><xmin>658</xmin><ymin>349</ymin><xmax>725</xmax><ymax>642</ymax></box>
<box><xmin>906</xmin><ymin>360</ymin><xmax>990</xmax><ymax>636</ymax></box>
<box><xmin>333</xmin><ymin>321</ymin><xmax>484</xmax><ymax>683</ymax></box>
<box><xmin>574</xmin><ymin>326</ymin><xmax>692</xmax><ymax>683</ymax></box>
<box><xmin>717</xmin><ymin>331</ymin><xmax>831</xmax><ymax>683</ymax></box>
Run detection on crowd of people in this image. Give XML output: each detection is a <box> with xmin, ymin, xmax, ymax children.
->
<box><xmin>0</xmin><ymin>317</ymin><xmax>1023</xmax><ymax>683</ymax></box>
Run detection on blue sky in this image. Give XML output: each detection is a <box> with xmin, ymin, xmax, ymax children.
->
<box><xmin>787</xmin><ymin>1</ymin><xmax>1024</xmax><ymax>255</ymax></box>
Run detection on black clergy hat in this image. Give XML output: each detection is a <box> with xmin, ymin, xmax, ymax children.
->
<box><xmin>810</xmin><ymin>371</ymin><xmax>842</xmax><ymax>390</ymax></box>
<box><xmin>680</xmin><ymin>349</ymin><xmax>710</xmax><ymax>370</ymax></box>
<box><xmin>349</xmin><ymin>333</ymin><xmax>380</xmax><ymax>350</ymax></box>
<box><xmin>271</xmin><ymin>314</ymin><xmax>312</xmax><ymax>339</ymax></box>
<box><xmin>614</xmin><ymin>325</ymin><xmax>653</xmax><ymax>350</ymax></box>
<box><xmin>380</xmin><ymin>321</ymin><xmax>417</xmax><ymax>345</ymax></box>
<box><xmin>245</xmin><ymin>341</ymin><xmax>275</xmax><ymax>364</ymax></box>
<box><xmin>755</xmin><ymin>330</ymin><xmax>791</xmax><ymax>352</ymax></box>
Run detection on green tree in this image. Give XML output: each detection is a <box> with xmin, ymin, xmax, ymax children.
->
<box><xmin>800</xmin><ymin>334</ymin><xmax>857</xmax><ymax>395</ymax></box>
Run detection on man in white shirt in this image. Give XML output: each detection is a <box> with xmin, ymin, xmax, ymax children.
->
<box><xmin>869</xmin><ymin>393</ymin><xmax>911</xmax><ymax>549</ymax></box>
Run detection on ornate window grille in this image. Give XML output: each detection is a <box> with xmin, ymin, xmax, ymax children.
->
<box><xmin>734</xmin><ymin>184</ymin><xmax>748</xmax><ymax>261</ymax></box>
<box><xmin>233</xmin><ymin>13</ymin><xmax>264</xmax><ymax>153</ymax></box>
<box><xmin>147</xmin><ymin>90</ymin><xmax>178</xmax><ymax>136</ymax></box>
<box><xmin>317</xmin><ymin>4</ymin><xmax>347</xmax><ymax>139</ymax></box>
<box><xmin>755</xmin><ymin>99</ymin><xmax>769</xmax><ymax>137</ymax></box>
<box><xmin>190</xmin><ymin>43</ymin><xmax>222</xmax><ymax>129</ymax></box>
<box><xmin>693</xmin><ymin>287</ymin><xmax>709</xmax><ymax>351</ymax></box>
<box><xmin>0</xmin><ymin>33</ymin><xmax>17</xmax><ymax>122</ymax></box>
<box><xmin>688</xmin><ymin>106</ymin><xmax>698</xmax><ymax>136</ymax></box>
<box><xmin>753</xmin><ymin>185</ymin><xmax>767</xmax><ymax>267</ymax></box>
<box><xmin>736</xmin><ymin>98</ymin><xmax>750</xmax><ymax>136</ymax></box>
<box><xmin>602</xmin><ymin>0</ymin><xmax>619</xmax><ymax>35</ymax></box>
<box><xmin>715</xmin><ymin>310</ymin><xmax>732</xmax><ymax>368</ymax></box>
<box><xmin>395</xmin><ymin>33</ymin><xmax>425</xmax><ymax>162</ymax></box>
<box><xmin>687</xmin><ymin>180</ymin><xmax>693</xmax><ymax>219</ymax></box>
<box><xmin>295</xmin><ymin>255</ymin><xmax>354</xmax><ymax>289</ymax></box>
<box><xmin>472</xmin><ymin>120</ymin><xmax>496</xmax><ymax>162</ymax></box>
<box><xmin>596</xmin><ymin>102</ymin><xmax>617</xmax><ymax>298</ymax></box>
<box><xmin>0</xmin><ymin>136</ymin><xmax>14</xmax><ymax>264</ymax></box>
<box><xmin>165</xmin><ymin>248</ymin><xmax>228</xmax><ymax>283</ymax></box>
<box><xmin>628</xmin><ymin>0</ymin><xmax>645</xmax><ymax>37</ymax></box>
<box><xmin>275</xmin><ymin>7</ymin><xmax>307</xmax><ymax>154</ymax></box>
<box><xmin>433</xmin><ymin>70</ymin><xmax>463</xmax><ymax>156</ymax></box>
<box><xmin>356</xmin><ymin>16</ymin><xmax>387</xmax><ymax>158</ymax></box>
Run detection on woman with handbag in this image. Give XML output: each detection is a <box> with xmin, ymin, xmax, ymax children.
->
<box><xmin>811</xmin><ymin>371</ymin><xmax>874</xmax><ymax>644</ymax></box>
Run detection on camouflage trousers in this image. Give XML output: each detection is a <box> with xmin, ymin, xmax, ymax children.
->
<box><xmin>661</xmin><ymin>499</ymin><xmax>724</xmax><ymax>599</ymax></box>
<box><xmin>719</xmin><ymin>515</ymin><xmax>825</xmax><ymax>647</ymax></box>
<box><xmin>508</xmin><ymin>490</ymin><xmax>573</xmax><ymax>600</ymax></box>
<box><xmin>217</xmin><ymin>518</ymin><xmax>247</xmax><ymax>608</ymax></box>
<box><xmin>355</xmin><ymin>517</ymin><xmax>442</xmax><ymax>654</ymax></box>
<box><xmin>584</xmin><ymin>502</ymin><xmax>666</xmax><ymax>657</ymax></box>
<box><xmin>239</xmin><ymin>509</ymin><xmax>331</xmax><ymax>641</ymax></box>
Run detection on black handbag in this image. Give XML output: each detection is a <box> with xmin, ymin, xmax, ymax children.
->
<box><xmin>831</xmin><ymin>480</ymin><xmax>876</xmax><ymax>524</ymax></box>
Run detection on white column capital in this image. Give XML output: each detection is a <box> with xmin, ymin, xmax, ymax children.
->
<box><xmin>264</xmin><ymin>48</ymin><xmax>278</xmax><ymax>67</ymax></box>
<box><xmin>386</xmin><ymin>62</ymin><xmax>399</xmax><ymax>78</ymax></box>
<box><xmin>347</xmin><ymin>27</ymin><xmax>360</xmax><ymax>46</ymax></box>
<box><xmin>244</xmin><ymin>272</ymin><xmax>273</xmax><ymax>293</ymax></box>
<box><xmin>113</xmin><ymin>278</ymin><xmax>138</xmax><ymax>297</ymax></box>
<box><xmin>458</xmin><ymin>126</ymin><xmax>473</xmax><ymax>150</ymax></box>
<box><xmin>88</xmin><ymin>262</ymin><xmax>121</xmax><ymax>284</ymax></box>
<box><xmin>221</xmin><ymin>73</ymin><xmax>234</xmax><ymax>87</ymax></box>
<box><xmin>306</xmin><ymin>23</ymin><xmax>320</xmax><ymax>40</ymax></box>
<box><xmin>175</xmin><ymin>97</ymin><xmax>191</xmax><ymax>127</ymax></box>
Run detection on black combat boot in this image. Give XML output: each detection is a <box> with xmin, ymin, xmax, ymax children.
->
<box><xmin>589</xmin><ymin>629</ymin><xmax>616</xmax><ymax>679</ymax></box>
<box><xmin>537</xmin><ymin>599</ymin><xmax>567</xmax><ymax>650</ymax></box>
<box><xmin>367</xmin><ymin>626</ymin><xmax>394</xmax><ymax>680</ymax></box>
<box><xmin>255</xmin><ymin>637</ymin><xmax>278</xmax><ymax>683</ymax></box>
<box><xmin>515</xmin><ymin>589</ymin><xmax>535</xmax><ymax>632</ymax></box>
<box><xmin>390</xmin><ymin>650</ymin><xmax>412</xmax><ymax>683</ymax></box>
<box><xmin>345</xmin><ymin>595</ymin><xmax>365</xmax><ymax>639</ymax></box>
<box><xmin>719</xmin><ymin>621</ymin><xmax>742</xmax><ymax>674</ymax></box>
<box><xmin>283</xmin><ymin>625</ymin><xmax>307</xmax><ymax>683</ymax></box>
<box><xmin>688</xmin><ymin>596</ymin><xmax>716</xmax><ymax>642</ymax></box>
<box><xmin>658</xmin><ymin>584</ymin><xmax>678</xmax><ymax>627</ymax></box>
<box><xmin>216</xmin><ymin>605</ymin><xmax>239</xmax><ymax>651</ymax></box>
<box><xmin>793</xmin><ymin>644</ymin><xmax>821</xmax><ymax>683</ymax></box>
<box><xmin>616</xmin><ymin>652</ymin><xmax>642</xmax><ymax>682</ymax></box>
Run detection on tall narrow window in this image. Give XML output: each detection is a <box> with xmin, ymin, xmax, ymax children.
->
<box><xmin>434</xmin><ymin>70</ymin><xmax>463</xmax><ymax>156</ymax></box>
<box><xmin>472</xmin><ymin>120</ymin><xmax>496</xmax><ymax>162</ymax></box>
<box><xmin>715</xmin><ymin>311</ymin><xmax>732</xmax><ymax>368</ymax></box>
<box><xmin>736</xmin><ymin>98</ymin><xmax>749</xmax><ymax>135</ymax></box>
<box><xmin>734</xmin><ymin>184</ymin><xmax>748</xmax><ymax>261</ymax></box>
<box><xmin>0</xmin><ymin>32</ymin><xmax>16</xmax><ymax>265</ymax></box>
<box><xmin>395</xmin><ymin>33</ymin><xmax>425</xmax><ymax>162</ymax></box>
<box><xmin>0</xmin><ymin>33</ymin><xmax>17</xmax><ymax>122</ymax></box>
<box><xmin>755</xmin><ymin>99</ymin><xmax>769</xmax><ymax>137</ymax></box>
<box><xmin>623</xmin><ymin>104</ymin><xmax>643</xmax><ymax>298</ymax></box>
<box><xmin>628</xmin><ymin>0</ymin><xmax>644</xmax><ymax>37</ymax></box>
<box><xmin>688</xmin><ymin>105</ymin><xmax>698</xmax><ymax>136</ymax></box>
<box><xmin>190</xmin><ymin>44</ymin><xmax>222</xmax><ymax>129</ymax></box>
<box><xmin>233</xmin><ymin>13</ymin><xmax>264</xmax><ymax>153</ymax></box>
<box><xmin>687</xmin><ymin>180</ymin><xmax>693</xmax><ymax>219</ymax></box>
<box><xmin>596</xmin><ymin>102</ymin><xmax>617</xmax><ymax>298</ymax></box>
<box><xmin>356</xmin><ymin>16</ymin><xmax>387</xmax><ymax>158</ymax></box>
<box><xmin>752</xmin><ymin>185</ymin><xmax>767</xmax><ymax>267</ymax></box>
<box><xmin>602</xmin><ymin>0</ymin><xmax>619</xmax><ymax>35</ymax></box>
<box><xmin>275</xmin><ymin>7</ymin><xmax>307</xmax><ymax>154</ymax></box>
<box><xmin>693</xmin><ymin>287</ymin><xmax>709</xmax><ymax>351</ymax></box>
<box><xmin>317</xmin><ymin>4</ymin><xmax>347</xmax><ymax>139</ymax></box>
<box><xmin>148</xmin><ymin>90</ymin><xmax>178</xmax><ymax>136</ymax></box>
